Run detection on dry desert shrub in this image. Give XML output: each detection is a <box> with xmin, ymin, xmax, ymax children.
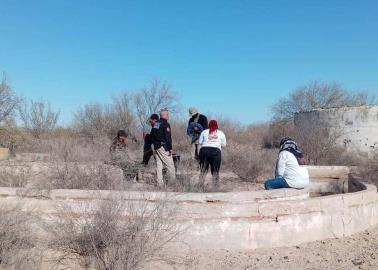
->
<box><xmin>73</xmin><ymin>95</ymin><xmax>138</xmax><ymax>142</ymax></box>
<box><xmin>18</xmin><ymin>99</ymin><xmax>60</xmax><ymax>139</ymax></box>
<box><xmin>0</xmin><ymin>166</ymin><xmax>30</xmax><ymax>187</ymax></box>
<box><xmin>48</xmin><ymin>162</ymin><xmax>126</xmax><ymax>190</ymax></box>
<box><xmin>0</xmin><ymin>209</ymin><xmax>41</xmax><ymax>270</ymax></box>
<box><xmin>262</xmin><ymin>120</ymin><xmax>295</xmax><ymax>149</ymax></box>
<box><xmin>48</xmin><ymin>135</ymin><xmax>111</xmax><ymax>163</ymax></box>
<box><xmin>294</xmin><ymin>119</ymin><xmax>348</xmax><ymax>165</ymax></box>
<box><xmin>225</xmin><ymin>143</ymin><xmax>276</xmax><ymax>182</ymax></box>
<box><xmin>359</xmin><ymin>152</ymin><xmax>378</xmax><ymax>187</ymax></box>
<box><xmin>47</xmin><ymin>197</ymin><xmax>185</xmax><ymax>270</ymax></box>
<box><xmin>271</xmin><ymin>80</ymin><xmax>372</xmax><ymax>121</ymax></box>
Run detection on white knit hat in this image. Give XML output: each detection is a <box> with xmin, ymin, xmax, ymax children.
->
<box><xmin>188</xmin><ymin>107</ymin><xmax>198</xmax><ymax>116</ymax></box>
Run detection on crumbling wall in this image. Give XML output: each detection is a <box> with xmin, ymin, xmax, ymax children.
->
<box><xmin>294</xmin><ymin>105</ymin><xmax>378</xmax><ymax>156</ymax></box>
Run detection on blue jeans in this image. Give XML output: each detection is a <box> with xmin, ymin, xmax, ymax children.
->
<box><xmin>264</xmin><ymin>177</ymin><xmax>290</xmax><ymax>190</ymax></box>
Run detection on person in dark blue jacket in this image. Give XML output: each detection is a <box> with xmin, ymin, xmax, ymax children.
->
<box><xmin>150</xmin><ymin>108</ymin><xmax>175</xmax><ymax>186</ymax></box>
<box><xmin>187</xmin><ymin>107</ymin><xmax>208</xmax><ymax>161</ymax></box>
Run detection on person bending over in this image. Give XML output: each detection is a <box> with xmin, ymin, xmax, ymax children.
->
<box><xmin>198</xmin><ymin>120</ymin><xmax>226</xmax><ymax>189</ymax></box>
<box><xmin>264</xmin><ymin>137</ymin><xmax>309</xmax><ymax>190</ymax></box>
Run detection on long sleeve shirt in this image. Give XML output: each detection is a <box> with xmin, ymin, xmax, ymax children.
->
<box><xmin>275</xmin><ymin>151</ymin><xmax>309</xmax><ymax>189</ymax></box>
<box><xmin>198</xmin><ymin>129</ymin><xmax>227</xmax><ymax>150</ymax></box>
<box><xmin>150</xmin><ymin>119</ymin><xmax>173</xmax><ymax>151</ymax></box>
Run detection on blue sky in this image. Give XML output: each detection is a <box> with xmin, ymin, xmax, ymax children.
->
<box><xmin>1</xmin><ymin>0</ymin><xmax>377</xmax><ymax>125</ymax></box>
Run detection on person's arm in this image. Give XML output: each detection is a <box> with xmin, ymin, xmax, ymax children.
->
<box><xmin>164</xmin><ymin>123</ymin><xmax>173</xmax><ymax>151</ymax></box>
<box><xmin>202</xmin><ymin>115</ymin><xmax>209</xmax><ymax>129</ymax></box>
<box><xmin>198</xmin><ymin>130</ymin><xmax>205</xmax><ymax>145</ymax></box>
<box><xmin>275</xmin><ymin>152</ymin><xmax>286</xmax><ymax>178</ymax></box>
<box><xmin>220</xmin><ymin>131</ymin><xmax>227</xmax><ymax>147</ymax></box>
<box><xmin>187</xmin><ymin>120</ymin><xmax>192</xmax><ymax>136</ymax></box>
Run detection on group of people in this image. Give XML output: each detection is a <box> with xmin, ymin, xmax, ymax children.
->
<box><xmin>110</xmin><ymin>107</ymin><xmax>309</xmax><ymax>191</ymax></box>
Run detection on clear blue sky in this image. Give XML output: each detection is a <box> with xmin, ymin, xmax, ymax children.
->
<box><xmin>1</xmin><ymin>0</ymin><xmax>377</xmax><ymax>124</ymax></box>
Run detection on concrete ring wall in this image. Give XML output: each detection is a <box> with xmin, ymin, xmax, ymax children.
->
<box><xmin>0</xmin><ymin>166</ymin><xmax>377</xmax><ymax>250</ymax></box>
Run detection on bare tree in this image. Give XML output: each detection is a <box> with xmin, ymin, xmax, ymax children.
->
<box><xmin>73</xmin><ymin>95</ymin><xmax>136</xmax><ymax>140</ymax></box>
<box><xmin>294</xmin><ymin>119</ymin><xmax>345</xmax><ymax>164</ymax></box>
<box><xmin>74</xmin><ymin>102</ymin><xmax>106</xmax><ymax>139</ymax></box>
<box><xmin>272</xmin><ymin>81</ymin><xmax>372</xmax><ymax>120</ymax></box>
<box><xmin>0</xmin><ymin>73</ymin><xmax>19</xmax><ymax>123</ymax></box>
<box><xmin>18</xmin><ymin>100</ymin><xmax>60</xmax><ymax>138</ymax></box>
<box><xmin>133</xmin><ymin>79</ymin><xmax>180</xmax><ymax>132</ymax></box>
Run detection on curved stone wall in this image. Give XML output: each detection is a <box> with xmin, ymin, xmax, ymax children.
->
<box><xmin>0</xmin><ymin>166</ymin><xmax>377</xmax><ymax>250</ymax></box>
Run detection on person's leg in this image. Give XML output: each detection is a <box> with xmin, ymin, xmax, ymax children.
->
<box><xmin>194</xmin><ymin>143</ymin><xmax>200</xmax><ymax>161</ymax></box>
<box><xmin>191</xmin><ymin>143</ymin><xmax>196</xmax><ymax>161</ymax></box>
<box><xmin>264</xmin><ymin>177</ymin><xmax>290</xmax><ymax>190</ymax></box>
<box><xmin>142</xmin><ymin>135</ymin><xmax>151</xmax><ymax>165</ymax></box>
<box><xmin>155</xmin><ymin>148</ymin><xmax>165</xmax><ymax>186</ymax></box>
<box><xmin>156</xmin><ymin>147</ymin><xmax>176</xmax><ymax>185</ymax></box>
<box><xmin>143</xmin><ymin>149</ymin><xmax>153</xmax><ymax>165</ymax></box>
<box><xmin>211</xmin><ymin>149</ymin><xmax>221</xmax><ymax>188</ymax></box>
<box><xmin>165</xmin><ymin>154</ymin><xmax>176</xmax><ymax>185</ymax></box>
<box><xmin>199</xmin><ymin>148</ymin><xmax>209</xmax><ymax>189</ymax></box>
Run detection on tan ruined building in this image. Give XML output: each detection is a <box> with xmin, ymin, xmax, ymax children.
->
<box><xmin>294</xmin><ymin>105</ymin><xmax>378</xmax><ymax>157</ymax></box>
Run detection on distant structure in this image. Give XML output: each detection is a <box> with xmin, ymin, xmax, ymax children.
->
<box><xmin>294</xmin><ymin>105</ymin><xmax>378</xmax><ymax>157</ymax></box>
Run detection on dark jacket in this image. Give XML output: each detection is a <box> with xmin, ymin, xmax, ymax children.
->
<box><xmin>150</xmin><ymin>119</ymin><xmax>173</xmax><ymax>151</ymax></box>
<box><xmin>188</xmin><ymin>114</ymin><xmax>208</xmax><ymax>131</ymax></box>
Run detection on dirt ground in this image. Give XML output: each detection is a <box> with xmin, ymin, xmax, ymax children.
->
<box><xmin>153</xmin><ymin>224</ymin><xmax>378</xmax><ymax>270</ymax></box>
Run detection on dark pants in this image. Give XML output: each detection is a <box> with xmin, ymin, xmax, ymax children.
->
<box><xmin>142</xmin><ymin>134</ymin><xmax>153</xmax><ymax>165</ymax></box>
<box><xmin>199</xmin><ymin>147</ymin><xmax>222</xmax><ymax>188</ymax></box>
<box><xmin>264</xmin><ymin>177</ymin><xmax>290</xmax><ymax>190</ymax></box>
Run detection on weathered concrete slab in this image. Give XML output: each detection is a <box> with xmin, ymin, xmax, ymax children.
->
<box><xmin>0</xmin><ymin>166</ymin><xmax>376</xmax><ymax>250</ymax></box>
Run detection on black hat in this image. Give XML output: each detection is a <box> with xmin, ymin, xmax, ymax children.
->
<box><xmin>117</xmin><ymin>130</ymin><xmax>128</xmax><ymax>137</ymax></box>
<box><xmin>150</xmin><ymin>114</ymin><xmax>159</xmax><ymax>121</ymax></box>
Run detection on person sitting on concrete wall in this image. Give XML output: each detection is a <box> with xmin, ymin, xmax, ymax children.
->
<box><xmin>264</xmin><ymin>137</ymin><xmax>309</xmax><ymax>190</ymax></box>
<box><xmin>198</xmin><ymin>120</ymin><xmax>227</xmax><ymax>189</ymax></box>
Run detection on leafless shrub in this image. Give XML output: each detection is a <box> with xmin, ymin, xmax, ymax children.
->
<box><xmin>48</xmin><ymin>135</ymin><xmax>111</xmax><ymax>163</ymax></box>
<box><xmin>272</xmin><ymin>81</ymin><xmax>373</xmax><ymax>121</ymax></box>
<box><xmin>262</xmin><ymin>120</ymin><xmax>295</xmax><ymax>149</ymax></box>
<box><xmin>225</xmin><ymin>143</ymin><xmax>276</xmax><ymax>182</ymax></box>
<box><xmin>0</xmin><ymin>73</ymin><xmax>20</xmax><ymax>123</ymax></box>
<box><xmin>0</xmin><ymin>208</ymin><xmax>41</xmax><ymax>269</ymax></box>
<box><xmin>47</xmin><ymin>197</ymin><xmax>185</xmax><ymax>270</ymax></box>
<box><xmin>294</xmin><ymin>120</ymin><xmax>346</xmax><ymax>165</ymax></box>
<box><xmin>49</xmin><ymin>162</ymin><xmax>126</xmax><ymax>190</ymax></box>
<box><xmin>73</xmin><ymin>95</ymin><xmax>137</xmax><ymax>141</ymax></box>
<box><xmin>18</xmin><ymin>99</ymin><xmax>60</xmax><ymax>138</ymax></box>
<box><xmin>170</xmin><ymin>119</ymin><xmax>191</xmax><ymax>155</ymax></box>
<box><xmin>0</xmin><ymin>119</ymin><xmax>30</xmax><ymax>153</ymax></box>
<box><xmin>0</xmin><ymin>166</ymin><xmax>30</xmax><ymax>187</ymax></box>
<box><xmin>359</xmin><ymin>152</ymin><xmax>378</xmax><ymax>187</ymax></box>
<box><xmin>133</xmin><ymin>79</ymin><xmax>180</xmax><ymax>132</ymax></box>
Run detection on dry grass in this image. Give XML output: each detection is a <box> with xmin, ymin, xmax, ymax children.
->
<box><xmin>47</xmin><ymin>197</ymin><xmax>186</xmax><ymax>270</ymax></box>
<box><xmin>225</xmin><ymin>143</ymin><xmax>276</xmax><ymax>182</ymax></box>
<box><xmin>0</xmin><ymin>209</ymin><xmax>41</xmax><ymax>270</ymax></box>
<box><xmin>0</xmin><ymin>166</ymin><xmax>29</xmax><ymax>187</ymax></box>
<box><xmin>359</xmin><ymin>152</ymin><xmax>378</xmax><ymax>187</ymax></box>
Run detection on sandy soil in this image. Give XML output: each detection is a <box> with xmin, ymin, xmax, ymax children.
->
<box><xmin>152</xmin><ymin>225</ymin><xmax>378</xmax><ymax>270</ymax></box>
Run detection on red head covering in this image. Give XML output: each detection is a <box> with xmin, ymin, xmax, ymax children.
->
<box><xmin>209</xmin><ymin>120</ymin><xmax>218</xmax><ymax>134</ymax></box>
